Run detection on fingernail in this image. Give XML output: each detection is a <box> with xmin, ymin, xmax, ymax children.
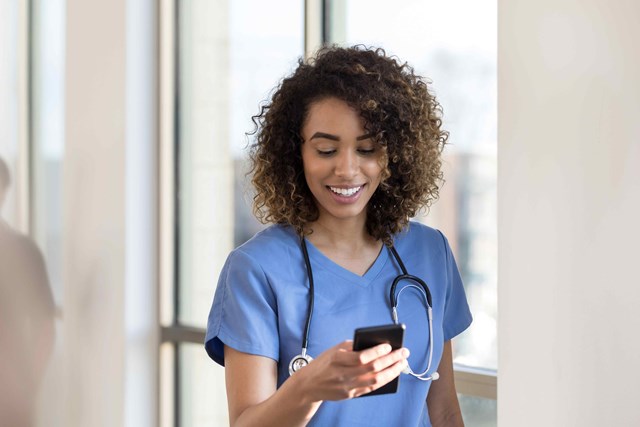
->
<box><xmin>381</xmin><ymin>344</ymin><xmax>392</xmax><ymax>353</ymax></box>
<box><xmin>402</xmin><ymin>348</ymin><xmax>410</xmax><ymax>358</ymax></box>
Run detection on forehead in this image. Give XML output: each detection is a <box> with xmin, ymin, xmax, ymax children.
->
<box><xmin>302</xmin><ymin>97</ymin><xmax>366</xmax><ymax>137</ymax></box>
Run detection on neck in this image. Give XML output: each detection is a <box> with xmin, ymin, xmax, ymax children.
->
<box><xmin>304</xmin><ymin>214</ymin><xmax>384</xmax><ymax>277</ymax></box>
<box><xmin>306</xmin><ymin>215</ymin><xmax>376</xmax><ymax>251</ymax></box>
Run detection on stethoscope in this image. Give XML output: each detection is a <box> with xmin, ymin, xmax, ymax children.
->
<box><xmin>288</xmin><ymin>238</ymin><xmax>440</xmax><ymax>382</ymax></box>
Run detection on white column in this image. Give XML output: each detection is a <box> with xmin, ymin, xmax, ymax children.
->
<box><xmin>63</xmin><ymin>0</ymin><xmax>126</xmax><ymax>424</ymax></box>
<box><xmin>499</xmin><ymin>0</ymin><xmax>640</xmax><ymax>426</ymax></box>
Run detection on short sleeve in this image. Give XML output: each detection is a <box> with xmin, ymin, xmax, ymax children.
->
<box><xmin>204</xmin><ymin>248</ymin><xmax>279</xmax><ymax>366</ymax></box>
<box><xmin>437</xmin><ymin>230</ymin><xmax>473</xmax><ymax>341</ymax></box>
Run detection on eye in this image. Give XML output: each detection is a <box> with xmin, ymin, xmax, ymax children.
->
<box><xmin>317</xmin><ymin>149</ymin><xmax>336</xmax><ymax>156</ymax></box>
<box><xmin>357</xmin><ymin>148</ymin><xmax>376</xmax><ymax>155</ymax></box>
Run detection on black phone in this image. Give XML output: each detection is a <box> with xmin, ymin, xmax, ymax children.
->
<box><xmin>352</xmin><ymin>323</ymin><xmax>406</xmax><ymax>397</ymax></box>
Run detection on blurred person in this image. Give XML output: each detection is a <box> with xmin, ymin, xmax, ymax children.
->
<box><xmin>0</xmin><ymin>156</ymin><xmax>55</xmax><ymax>427</ymax></box>
<box><xmin>205</xmin><ymin>46</ymin><xmax>472</xmax><ymax>426</ymax></box>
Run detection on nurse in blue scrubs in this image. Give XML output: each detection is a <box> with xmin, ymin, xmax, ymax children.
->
<box><xmin>205</xmin><ymin>46</ymin><xmax>472</xmax><ymax>427</ymax></box>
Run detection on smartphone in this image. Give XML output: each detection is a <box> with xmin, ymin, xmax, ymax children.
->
<box><xmin>352</xmin><ymin>323</ymin><xmax>406</xmax><ymax>397</ymax></box>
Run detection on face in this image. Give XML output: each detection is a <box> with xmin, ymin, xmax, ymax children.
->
<box><xmin>300</xmin><ymin>97</ymin><xmax>385</xmax><ymax>226</ymax></box>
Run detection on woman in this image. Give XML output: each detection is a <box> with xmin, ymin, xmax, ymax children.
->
<box><xmin>205</xmin><ymin>46</ymin><xmax>472</xmax><ymax>426</ymax></box>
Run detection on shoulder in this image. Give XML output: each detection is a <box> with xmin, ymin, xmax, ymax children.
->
<box><xmin>393</xmin><ymin>220</ymin><xmax>449</xmax><ymax>254</ymax></box>
<box><xmin>224</xmin><ymin>224</ymin><xmax>300</xmax><ymax>273</ymax></box>
<box><xmin>234</xmin><ymin>224</ymin><xmax>299</xmax><ymax>258</ymax></box>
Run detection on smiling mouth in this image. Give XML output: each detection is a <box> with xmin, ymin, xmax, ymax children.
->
<box><xmin>328</xmin><ymin>185</ymin><xmax>363</xmax><ymax>197</ymax></box>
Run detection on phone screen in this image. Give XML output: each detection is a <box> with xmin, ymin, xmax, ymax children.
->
<box><xmin>352</xmin><ymin>323</ymin><xmax>405</xmax><ymax>397</ymax></box>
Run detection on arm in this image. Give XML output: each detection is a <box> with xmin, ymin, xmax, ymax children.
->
<box><xmin>426</xmin><ymin>341</ymin><xmax>464</xmax><ymax>427</ymax></box>
<box><xmin>224</xmin><ymin>346</ymin><xmax>318</xmax><ymax>427</ymax></box>
<box><xmin>225</xmin><ymin>341</ymin><xmax>409</xmax><ymax>427</ymax></box>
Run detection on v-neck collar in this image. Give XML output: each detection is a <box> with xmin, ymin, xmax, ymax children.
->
<box><xmin>303</xmin><ymin>239</ymin><xmax>390</xmax><ymax>287</ymax></box>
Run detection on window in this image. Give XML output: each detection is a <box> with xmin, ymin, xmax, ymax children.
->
<box><xmin>161</xmin><ymin>1</ymin><xmax>304</xmax><ymax>425</ymax></box>
<box><xmin>31</xmin><ymin>0</ymin><xmax>66</xmax><ymax>310</ymax></box>
<box><xmin>0</xmin><ymin>0</ymin><xmax>22</xmax><ymax>228</ymax></box>
<box><xmin>29</xmin><ymin>1</ymin><xmax>66</xmax><ymax>423</ymax></box>
<box><xmin>176</xmin><ymin>0</ymin><xmax>304</xmax><ymax>330</ymax></box>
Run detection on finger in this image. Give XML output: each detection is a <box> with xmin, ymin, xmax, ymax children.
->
<box><xmin>378</xmin><ymin>358</ymin><xmax>409</xmax><ymax>384</ymax></box>
<box><xmin>355</xmin><ymin>347</ymin><xmax>410</xmax><ymax>375</ymax></box>
<box><xmin>372</xmin><ymin>347</ymin><xmax>410</xmax><ymax>371</ymax></box>
<box><xmin>324</xmin><ymin>340</ymin><xmax>356</xmax><ymax>365</ymax></box>
<box><xmin>353</xmin><ymin>358</ymin><xmax>409</xmax><ymax>397</ymax></box>
<box><xmin>350</xmin><ymin>343</ymin><xmax>393</xmax><ymax>366</ymax></box>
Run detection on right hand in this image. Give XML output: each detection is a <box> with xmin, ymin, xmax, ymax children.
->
<box><xmin>292</xmin><ymin>340</ymin><xmax>410</xmax><ymax>403</ymax></box>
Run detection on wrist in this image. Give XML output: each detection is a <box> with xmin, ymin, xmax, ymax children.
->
<box><xmin>285</xmin><ymin>368</ymin><xmax>323</xmax><ymax>409</ymax></box>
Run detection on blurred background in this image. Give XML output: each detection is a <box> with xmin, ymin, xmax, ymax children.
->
<box><xmin>2</xmin><ymin>0</ymin><xmax>639</xmax><ymax>426</ymax></box>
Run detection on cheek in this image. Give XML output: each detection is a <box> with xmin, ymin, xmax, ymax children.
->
<box><xmin>302</xmin><ymin>162</ymin><xmax>329</xmax><ymax>189</ymax></box>
<box><xmin>303</xmin><ymin>163</ymin><xmax>322</xmax><ymax>178</ymax></box>
<box><xmin>363</xmin><ymin>161</ymin><xmax>384</xmax><ymax>183</ymax></box>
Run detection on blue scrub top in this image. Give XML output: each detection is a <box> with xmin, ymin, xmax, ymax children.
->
<box><xmin>205</xmin><ymin>222</ymin><xmax>472</xmax><ymax>426</ymax></box>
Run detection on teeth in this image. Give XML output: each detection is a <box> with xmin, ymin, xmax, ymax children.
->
<box><xmin>329</xmin><ymin>186</ymin><xmax>361</xmax><ymax>196</ymax></box>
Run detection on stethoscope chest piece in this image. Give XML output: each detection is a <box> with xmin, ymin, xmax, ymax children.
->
<box><xmin>288</xmin><ymin>351</ymin><xmax>313</xmax><ymax>375</ymax></box>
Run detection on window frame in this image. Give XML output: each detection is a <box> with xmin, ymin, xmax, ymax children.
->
<box><xmin>10</xmin><ymin>0</ymin><xmax>33</xmax><ymax>235</ymax></box>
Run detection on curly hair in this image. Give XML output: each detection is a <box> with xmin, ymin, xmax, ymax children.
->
<box><xmin>249</xmin><ymin>45</ymin><xmax>448</xmax><ymax>244</ymax></box>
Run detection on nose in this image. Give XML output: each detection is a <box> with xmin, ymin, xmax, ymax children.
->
<box><xmin>334</xmin><ymin>150</ymin><xmax>358</xmax><ymax>178</ymax></box>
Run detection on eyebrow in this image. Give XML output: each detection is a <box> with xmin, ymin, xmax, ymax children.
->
<box><xmin>309</xmin><ymin>132</ymin><xmax>374</xmax><ymax>141</ymax></box>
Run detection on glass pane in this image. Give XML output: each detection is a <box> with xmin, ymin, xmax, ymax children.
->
<box><xmin>177</xmin><ymin>0</ymin><xmax>304</xmax><ymax>327</ymax></box>
<box><xmin>328</xmin><ymin>0</ymin><xmax>498</xmax><ymax>370</ymax></box>
<box><xmin>179</xmin><ymin>342</ymin><xmax>229</xmax><ymax>426</ymax></box>
<box><xmin>32</xmin><ymin>0</ymin><xmax>66</xmax><ymax>307</ymax></box>
<box><xmin>459</xmin><ymin>394</ymin><xmax>497</xmax><ymax>427</ymax></box>
<box><xmin>0</xmin><ymin>0</ymin><xmax>19</xmax><ymax>226</ymax></box>
<box><xmin>29</xmin><ymin>3</ymin><xmax>66</xmax><ymax>427</ymax></box>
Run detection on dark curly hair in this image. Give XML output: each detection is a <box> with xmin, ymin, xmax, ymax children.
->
<box><xmin>249</xmin><ymin>45</ymin><xmax>448</xmax><ymax>244</ymax></box>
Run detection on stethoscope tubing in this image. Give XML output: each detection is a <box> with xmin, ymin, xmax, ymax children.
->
<box><xmin>293</xmin><ymin>237</ymin><xmax>437</xmax><ymax>381</ymax></box>
<box><xmin>300</xmin><ymin>238</ymin><xmax>314</xmax><ymax>357</ymax></box>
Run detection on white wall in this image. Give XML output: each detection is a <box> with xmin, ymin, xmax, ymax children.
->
<box><xmin>499</xmin><ymin>0</ymin><xmax>640</xmax><ymax>425</ymax></box>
